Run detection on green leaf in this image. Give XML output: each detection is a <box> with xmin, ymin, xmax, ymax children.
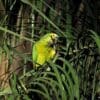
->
<box><xmin>90</xmin><ymin>30</ymin><xmax>100</xmax><ymax>50</ymax></box>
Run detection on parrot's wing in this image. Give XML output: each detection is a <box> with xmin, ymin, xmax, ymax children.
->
<box><xmin>32</xmin><ymin>44</ymin><xmax>38</xmax><ymax>63</ymax></box>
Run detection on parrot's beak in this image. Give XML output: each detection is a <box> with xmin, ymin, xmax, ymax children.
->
<box><xmin>51</xmin><ymin>34</ymin><xmax>59</xmax><ymax>44</ymax></box>
<box><xmin>49</xmin><ymin>34</ymin><xmax>58</xmax><ymax>48</ymax></box>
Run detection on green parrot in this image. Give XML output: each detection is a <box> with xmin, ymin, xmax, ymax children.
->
<box><xmin>32</xmin><ymin>33</ymin><xmax>58</xmax><ymax>68</ymax></box>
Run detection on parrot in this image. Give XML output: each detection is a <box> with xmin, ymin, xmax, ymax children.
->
<box><xmin>32</xmin><ymin>33</ymin><xmax>58</xmax><ymax>68</ymax></box>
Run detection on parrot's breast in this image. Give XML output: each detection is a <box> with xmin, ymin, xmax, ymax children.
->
<box><xmin>36</xmin><ymin>44</ymin><xmax>56</xmax><ymax>65</ymax></box>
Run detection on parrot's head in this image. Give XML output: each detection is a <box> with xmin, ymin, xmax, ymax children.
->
<box><xmin>41</xmin><ymin>33</ymin><xmax>59</xmax><ymax>47</ymax></box>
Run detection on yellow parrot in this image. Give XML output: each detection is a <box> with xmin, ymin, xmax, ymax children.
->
<box><xmin>32</xmin><ymin>33</ymin><xmax>58</xmax><ymax>68</ymax></box>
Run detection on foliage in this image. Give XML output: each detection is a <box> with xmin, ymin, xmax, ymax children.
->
<box><xmin>0</xmin><ymin>0</ymin><xmax>100</xmax><ymax>100</ymax></box>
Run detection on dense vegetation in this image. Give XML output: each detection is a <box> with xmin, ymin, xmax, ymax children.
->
<box><xmin>0</xmin><ymin>0</ymin><xmax>100</xmax><ymax>100</ymax></box>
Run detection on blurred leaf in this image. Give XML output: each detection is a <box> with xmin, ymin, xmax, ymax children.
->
<box><xmin>0</xmin><ymin>27</ymin><xmax>34</xmax><ymax>43</ymax></box>
<box><xmin>21</xmin><ymin>0</ymin><xmax>64</xmax><ymax>36</ymax></box>
<box><xmin>90</xmin><ymin>30</ymin><xmax>100</xmax><ymax>50</ymax></box>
